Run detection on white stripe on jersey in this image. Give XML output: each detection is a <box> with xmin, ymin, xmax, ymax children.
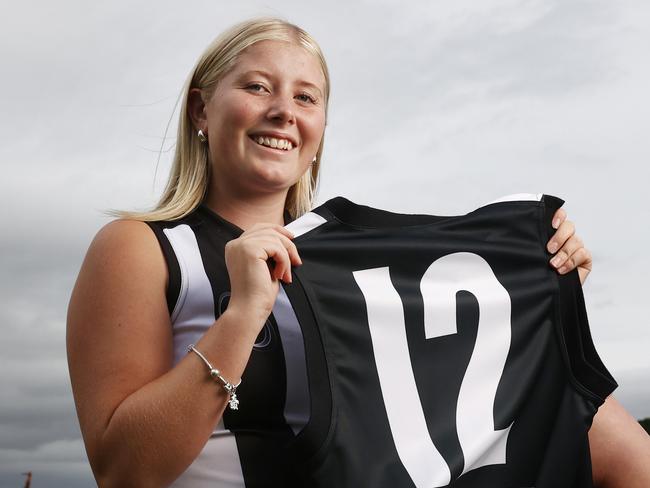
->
<box><xmin>170</xmin><ymin>435</ymin><xmax>246</xmax><ymax>488</ymax></box>
<box><xmin>285</xmin><ymin>211</ymin><xmax>327</xmax><ymax>237</ymax></box>
<box><xmin>273</xmin><ymin>285</ymin><xmax>311</xmax><ymax>435</ymax></box>
<box><xmin>163</xmin><ymin>224</ymin><xmax>216</xmax><ymax>355</ymax></box>
<box><xmin>482</xmin><ymin>192</ymin><xmax>543</xmax><ymax>206</ymax></box>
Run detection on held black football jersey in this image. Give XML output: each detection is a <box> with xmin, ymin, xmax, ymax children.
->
<box><xmin>281</xmin><ymin>193</ymin><xmax>617</xmax><ymax>488</ymax></box>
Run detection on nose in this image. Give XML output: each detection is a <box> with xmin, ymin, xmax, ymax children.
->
<box><xmin>266</xmin><ymin>94</ymin><xmax>295</xmax><ymax>125</ymax></box>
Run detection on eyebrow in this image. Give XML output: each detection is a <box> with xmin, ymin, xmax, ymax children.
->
<box><xmin>238</xmin><ymin>69</ymin><xmax>324</xmax><ymax>98</ymax></box>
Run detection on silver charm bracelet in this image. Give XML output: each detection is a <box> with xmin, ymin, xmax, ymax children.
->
<box><xmin>187</xmin><ymin>344</ymin><xmax>242</xmax><ymax>410</ymax></box>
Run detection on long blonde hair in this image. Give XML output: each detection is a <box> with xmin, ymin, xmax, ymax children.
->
<box><xmin>110</xmin><ymin>17</ymin><xmax>330</xmax><ymax>222</ymax></box>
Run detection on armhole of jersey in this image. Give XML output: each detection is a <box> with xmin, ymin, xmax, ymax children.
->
<box><xmin>556</xmin><ymin>271</ymin><xmax>618</xmax><ymax>403</ymax></box>
<box><xmin>540</xmin><ymin>195</ymin><xmax>618</xmax><ymax>404</ymax></box>
<box><xmin>145</xmin><ymin>222</ymin><xmax>181</xmax><ymax>318</ymax></box>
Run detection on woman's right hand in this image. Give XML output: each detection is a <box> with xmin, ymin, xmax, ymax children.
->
<box><xmin>224</xmin><ymin>223</ymin><xmax>302</xmax><ymax>326</ymax></box>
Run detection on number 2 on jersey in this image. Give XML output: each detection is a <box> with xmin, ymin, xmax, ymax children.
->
<box><xmin>352</xmin><ymin>252</ymin><xmax>513</xmax><ymax>488</ymax></box>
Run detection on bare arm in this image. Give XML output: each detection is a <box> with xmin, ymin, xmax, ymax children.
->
<box><xmin>590</xmin><ymin>395</ymin><xmax>650</xmax><ymax>488</ymax></box>
<box><xmin>66</xmin><ymin>220</ymin><xmax>280</xmax><ymax>487</ymax></box>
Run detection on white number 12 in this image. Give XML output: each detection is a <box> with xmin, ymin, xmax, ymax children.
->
<box><xmin>352</xmin><ymin>252</ymin><xmax>513</xmax><ymax>487</ymax></box>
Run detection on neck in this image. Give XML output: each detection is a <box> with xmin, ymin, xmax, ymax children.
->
<box><xmin>203</xmin><ymin>188</ymin><xmax>289</xmax><ymax>232</ymax></box>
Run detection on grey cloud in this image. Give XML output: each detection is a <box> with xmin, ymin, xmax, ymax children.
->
<box><xmin>1</xmin><ymin>1</ymin><xmax>649</xmax><ymax>486</ymax></box>
<box><xmin>613</xmin><ymin>368</ymin><xmax>650</xmax><ymax>419</ymax></box>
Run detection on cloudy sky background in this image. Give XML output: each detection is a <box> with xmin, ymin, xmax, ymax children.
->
<box><xmin>1</xmin><ymin>0</ymin><xmax>649</xmax><ymax>486</ymax></box>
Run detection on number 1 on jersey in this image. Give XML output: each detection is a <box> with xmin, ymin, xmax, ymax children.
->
<box><xmin>353</xmin><ymin>252</ymin><xmax>513</xmax><ymax>488</ymax></box>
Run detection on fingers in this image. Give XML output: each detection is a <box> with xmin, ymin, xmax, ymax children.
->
<box><xmin>272</xmin><ymin>225</ymin><xmax>303</xmax><ymax>265</ymax></box>
<box><xmin>551</xmin><ymin>207</ymin><xmax>567</xmax><ymax>230</ymax></box>
<box><xmin>546</xmin><ymin>213</ymin><xmax>593</xmax><ymax>283</ymax></box>
<box><xmin>547</xmin><ymin>219</ymin><xmax>575</xmax><ymax>254</ymax></box>
<box><xmin>243</xmin><ymin>224</ymin><xmax>302</xmax><ymax>284</ymax></box>
<box><xmin>549</xmin><ymin>235</ymin><xmax>588</xmax><ymax>273</ymax></box>
<box><xmin>264</xmin><ymin>242</ymin><xmax>292</xmax><ymax>282</ymax></box>
<box><xmin>266</xmin><ymin>234</ymin><xmax>302</xmax><ymax>283</ymax></box>
<box><xmin>245</xmin><ymin>223</ymin><xmax>296</xmax><ymax>243</ymax></box>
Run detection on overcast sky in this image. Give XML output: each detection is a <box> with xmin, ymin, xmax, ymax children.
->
<box><xmin>1</xmin><ymin>0</ymin><xmax>649</xmax><ymax>486</ymax></box>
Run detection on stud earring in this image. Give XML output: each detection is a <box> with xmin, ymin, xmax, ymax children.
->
<box><xmin>197</xmin><ymin>129</ymin><xmax>207</xmax><ymax>143</ymax></box>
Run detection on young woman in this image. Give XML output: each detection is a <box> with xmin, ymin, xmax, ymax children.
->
<box><xmin>67</xmin><ymin>17</ymin><xmax>650</xmax><ymax>488</ymax></box>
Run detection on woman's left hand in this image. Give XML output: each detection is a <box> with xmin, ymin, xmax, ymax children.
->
<box><xmin>546</xmin><ymin>208</ymin><xmax>592</xmax><ymax>285</ymax></box>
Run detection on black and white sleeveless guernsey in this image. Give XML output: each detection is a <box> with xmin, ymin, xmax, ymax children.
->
<box><xmin>146</xmin><ymin>204</ymin><xmax>308</xmax><ymax>487</ymax></box>
<box><xmin>147</xmin><ymin>193</ymin><xmax>616</xmax><ymax>488</ymax></box>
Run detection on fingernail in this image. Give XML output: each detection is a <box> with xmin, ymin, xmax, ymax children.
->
<box><xmin>552</xmin><ymin>218</ymin><xmax>560</xmax><ymax>229</ymax></box>
<box><xmin>551</xmin><ymin>256</ymin><xmax>562</xmax><ymax>267</ymax></box>
<box><xmin>548</xmin><ymin>242</ymin><xmax>558</xmax><ymax>253</ymax></box>
<box><xmin>558</xmin><ymin>265</ymin><xmax>567</xmax><ymax>274</ymax></box>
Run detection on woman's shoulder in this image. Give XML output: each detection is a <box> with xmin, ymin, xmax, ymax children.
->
<box><xmin>92</xmin><ymin>218</ymin><xmax>161</xmax><ymax>254</ymax></box>
<box><xmin>82</xmin><ymin>219</ymin><xmax>167</xmax><ymax>287</ymax></box>
<box><xmin>68</xmin><ymin>219</ymin><xmax>170</xmax><ymax>342</ymax></box>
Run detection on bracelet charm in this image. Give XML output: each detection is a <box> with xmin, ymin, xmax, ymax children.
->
<box><xmin>187</xmin><ymin>344</ymin><xmax>242</xmax><ymax>410</ymax></box>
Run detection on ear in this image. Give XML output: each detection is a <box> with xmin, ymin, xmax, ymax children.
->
<box><xmin>187</xmin><ymin>88</ymin><xmax>207</xmax><ymax>132</ymax></box>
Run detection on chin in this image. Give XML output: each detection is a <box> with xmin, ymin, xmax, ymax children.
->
<box><xmin>248</xmin><ymin>167</ymin><xmax>297</xmax><ymax>188</ymax></box>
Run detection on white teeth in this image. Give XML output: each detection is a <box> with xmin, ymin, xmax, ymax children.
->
<box><xmin>253</xmin><ymin>135</ymin><xmax>293</xmax><ymax>151</ymax></box>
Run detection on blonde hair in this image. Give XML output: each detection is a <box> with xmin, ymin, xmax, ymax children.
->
<box><xmin>110</xmin><ymin>17</ymin><xmax>330</xmax><ymax>222</ymax></box>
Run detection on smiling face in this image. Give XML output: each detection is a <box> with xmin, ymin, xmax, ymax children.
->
<box><xmin>199</xmin><ymin>39</ymin><xmax>327</xmax><ymax>199</ymax></box>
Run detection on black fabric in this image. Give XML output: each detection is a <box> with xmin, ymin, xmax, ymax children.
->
<box><xmin>282</xmin><ymin>273</ymin><xmax>335</xmax><ymax>467</ymax></box>
<box><xmin>145</xmin><ymin>222</ymin><xmax>182</xmax><ymax>316</ymax></box>
<box><xmin>285</xmin><ymin>194</ymin><xmax>616</xmax><ymax>488</ymax></box>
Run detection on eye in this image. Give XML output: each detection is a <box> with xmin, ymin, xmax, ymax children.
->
<box><xmin>246</xmin><ymin>83</ymin><xmax>268</xmax><ymax>93</ymax></box>
<box><xmin>296</xmin><ymin>92</ymin><xmax>317</xmax><ymax>104</ymax></box>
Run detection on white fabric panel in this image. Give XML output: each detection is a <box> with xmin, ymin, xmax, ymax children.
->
<box><xmin>170</xmin><ymin>434</ymin><xmax>245</xmax><ymax>488</ymax></box>
<box><xmin>163</xmin><ymin>225</ymin><xmax>217</xmax><ymax>366</ymax></box>
<box><xmin>285</xmin><ymin>211</ymin><xmax>327</xmax><ymax>237</ymax></box>
<box><xmin>273</xmin><ymin>285</ymin><xmax>310</xmax><ymax>435</ymax></box>
<box><xmin>482</xmin><ymin>193</ymin><xmax>543</xmax><ymax>206</ymax></box>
